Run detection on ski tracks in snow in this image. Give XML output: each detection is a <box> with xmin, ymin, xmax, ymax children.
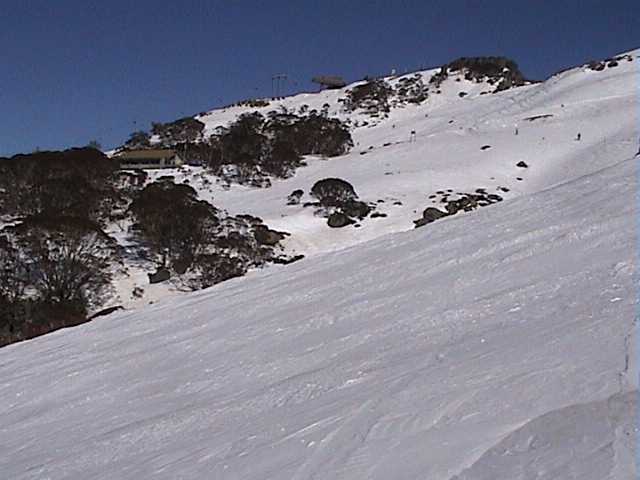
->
<box><xmin>289</xmin><ymin>372</ymin><xmax>418</xmax><ymax>480</ymax></box>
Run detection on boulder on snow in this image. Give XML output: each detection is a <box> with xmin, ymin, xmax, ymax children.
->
<box><xmin>327</xmin><ymin>212</ymin><xmax>355</xmax><ymax>228</ymax></box>
<box><xmin>287</xmin><ymin>189</ymin><xmax>304</xmax><ymax>205</ymax></box>
<box><xmin>148</xmin><ymin>268</ymin><xmax>171</xmax><ymax>284</ymax></box>
<box><xmin>342</xmin><ymin>200</ymin><xmax>372</xmax><ymax>219</ymax></box>
<box><xmin>414</xmin><ymin>207</ymin><xmax>449</xmax><ymax>227</ymax></box>
<box><xmin>446</xmin><ymin>196</ymin><xmax>477</xmax><ymax>214</ymax></box>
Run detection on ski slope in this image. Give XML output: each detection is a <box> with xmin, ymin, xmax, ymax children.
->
<box><xmin>0</xmin><ymin>50</ymin><xmax>638</xmax><ymax>479</ymax></box>
<box><xmin>108</xmin><ymin>50</ymin><xmax>639</xmax><ymax>309</ymax></box>
<box><xmin>148</xmin><ymin>49</ymin><xmax>639</xmax><ymax>258</ymax></box>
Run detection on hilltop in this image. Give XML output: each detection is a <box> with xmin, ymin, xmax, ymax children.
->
<box><xmin>106</xmin><ymin>50</ymin><xmax>638</xmax><ymax>307</ymax></box>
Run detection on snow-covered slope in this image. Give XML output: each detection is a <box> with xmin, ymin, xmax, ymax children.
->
<box><xmin>1</xmin><ymin>50</ymin><xmax>638</xmax><ymax>479</ymax></box>
<box><xmin>108</xmin><ymin>50</ymin><xmax>639</xmax><ymax>309</ymax></box>
<box><xmin>148</xmin><ymin>50</ymin><xmax>639</xmax><ymax>257</ymax></box>
<box><xmin>0</xmin><ymin>146</ymin><xmax>637</xmax><ymax>477</ymax></box>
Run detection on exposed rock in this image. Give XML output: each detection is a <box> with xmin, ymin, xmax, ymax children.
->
<box><xmin>89</xmin><ymin>305</ymin><xmax>124</xmax><ymax>320</ymax></box>
<box><xmin>342</xmin><ymin>200</ymin><xmax>372</xmax><ymax>219</ymax></box>
<box><xmin>272</xmin><ymin>254</ymin><xmax>304</xmax><ymax>265</ymax></box>
<box><xmin>446</xmin><ymin>196</ymin><xmax>476</xmax><ymax>215</ymax></box>
<box><xmin>414</xmin><ymin>207</ymin><xmax>449</xmax><ymax>227</ymax></box>
<box><xmin>419</xmin><ymin>190</ymin><xmax>504</xmax><ymax>223</ymax></box>
<box><xmin>327</xmin><ymin>212</ymin><xmax>355</xmax><ymax>228</ymax></box>
<box><xmin>516</xmin><ymin>161</ymin><xmax>528</xmax><ymax>168</ymax></box>
<box><xmin>587</xmin><ymin>60</ymin><xmax>606</xmax><ymax>71</ymax></box>
<box><xmin>148</xmin><ymin>268</ymin><xmax>171</xmax><ymax>284</ymax></box>
<box><xmin>287</xmin><ymin>189</ymin><xmax>304</xmax><ymax>205</ymax></box>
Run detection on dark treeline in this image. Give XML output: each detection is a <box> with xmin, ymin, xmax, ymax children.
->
<box><xmin>124</xmin><ymin>109</ymin><xmax>353</xmax><ymax>186</ymax></box>
<box><xmin>0</xmin><ymin>133</ymin><xmax>339</xmax><ymax>345</ymax></box>
<box><xmin>0</xmin><ymin>149</ymin><xmax>123</xmax><ymax>345</ymax></box>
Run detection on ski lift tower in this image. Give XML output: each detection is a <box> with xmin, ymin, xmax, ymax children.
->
<box><xmin>272</xmin><ymin>74</ymin><xmax>288</xmax><ymax>97</ymax></box>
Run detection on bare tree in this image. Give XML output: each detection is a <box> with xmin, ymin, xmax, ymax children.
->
<box><xmin>12</xmin><ymin>216</ymin><xmax>116</xmax><ymax>311</ymax></box>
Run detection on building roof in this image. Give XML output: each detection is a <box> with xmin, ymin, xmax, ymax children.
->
<box><xmin>117</xmin><ymin>149</ymin><xmax>177</xmax><ymax>160</ymax></box>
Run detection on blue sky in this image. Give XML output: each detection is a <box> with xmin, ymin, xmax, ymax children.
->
<box><xmin>1</xmin><ymin>0</ymin><xmax>638</xmax><ymax>155</ymax></box>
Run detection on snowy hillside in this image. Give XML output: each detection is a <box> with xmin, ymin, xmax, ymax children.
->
<box><xmin>109</xmin><ymin>50</ymin><xmax>639</xmax><ymax>308</ymax></box>
<box><xmin>0</xmin><ymin>50</ymin><xmax>638</xmax><ymax>479</ymax></box>
<box><xmin>144</xmin><ymin>50</ymin><xmax>639</xmax><ymax>257</ymax></box>
<box><xmin>0</xmin><ymin>146</ymin><xmax>636</xmax><ymax>480</ymax></box>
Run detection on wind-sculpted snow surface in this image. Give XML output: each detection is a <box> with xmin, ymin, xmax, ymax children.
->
<box><xmin>0</xmin><ymin>146</ymin><xmax>636</xmax><ymax>478</ymax></box>
<box><xmin>452</xmin><ymin>391</ymin><xmax>637</xmax><ymax>480</ymax></box>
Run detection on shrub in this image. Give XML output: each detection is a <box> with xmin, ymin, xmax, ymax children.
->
<box><xmin>231</xmin><ymin>98</ymin><xmax>271</xmax><ymax>108</ymax></box>
<box><xmin>9</xmin><ymin>215</ymin><xmax>116</xmax><ymax>308</ymax></box>
<box><xmin>0</xmin><ymin>215</ymin><xmax>117</xmax><ymax>347</ymax></box>
<box><xmin>128</xmin><ymin>179</ymin><xmax>291</xmax><ymax>290</ymax></box>
<box><xmin>430</xmin><ymin>56</ymin><xmax>528</xmax><ymax>93</ymax></box>
<box><xmin>0</xmin><ymin>297</ymin><xmax>87</xmax><ymax>348</ymax></box>
<box><xmin>129</xmin><ymin>180</ymin><xmax>219</xmax><ymax>269</ymax></box>
<box><xmin>343</xmin><ymin>79</ymin><xmax>393</xmax><ymax>115</ymax></box>
<box><xmin>0</xmin><ymin>148</ymin><xmax>121</xmax><ymax>224</ymax></box>
<box><xmin>310</xmin><ymin>178</ymin><xmax>357</xmax><ymax>207</ymax></box>
<box><xmin>395</xmin><ymin>74</ymin><xmax>428</xmax><ymax>104</ymax></box>
<box><xmin>183</xmin><ymin>254</ymin><xmax>246</xmax><ymax>290</ymax></box>
<box><xmin>151</xmin><ymin>117</ymin><xmax>205</xmax><ymax>145</ymax></box>
<box><xmin>124</xmin><ymin>130</ymin><xmax>151</xmax><ymax>149</ymax></box>
<box><xmin>203</xmin><ymin>112</ymin><xmax>352</xmax><ymax>186</ymax></box>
